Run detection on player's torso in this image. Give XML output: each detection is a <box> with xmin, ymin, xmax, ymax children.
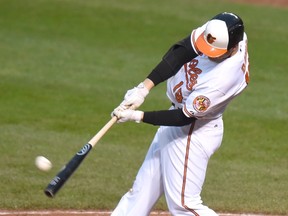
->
<box><xmin>167</xmin><ymin>56</ymin><xmax>217</xmax><ymax>107</ymax></box>
<box><xmin>166</xmin><ymin>39</ymin><xmax>249</xmax><ymax>119</ymax></box>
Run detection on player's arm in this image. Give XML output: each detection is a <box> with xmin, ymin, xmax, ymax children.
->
<box><xmin>113</xmin><ymin>109</ymin><xmax>195</xmax><ymax>126</ymax></box>
<box><xmin>143</xmin><ymin>109</ymin><xmax>195</xmax><ymax>126</ymax></box>
<box><xmin>147</xmin><ymin>35</ymin><xmax>199</xmax><ymax>86</ymax></box>
<box><xmin>116</xmin><ymin>35</ymin><xmax>199</xmax><ymax>110</ymax></box>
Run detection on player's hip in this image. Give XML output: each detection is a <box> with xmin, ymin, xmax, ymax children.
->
<box><xmin>157</xmin><ymin>117</ymin><xmax>223</xmax><ymax>157</ymax></box>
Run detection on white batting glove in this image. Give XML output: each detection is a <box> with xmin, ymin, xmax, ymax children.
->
<box><xmin>111</xmin><ymin>104</ymin><xmax>125</xmax><ymax>118</ymax></box>
<box><xmin>120</xmin><ymin>82</ymin><xmax>149</xmax><ymax>110</ymax></box>
<box><xmin>113</xmin><ymin>109</ymin><xmax>143</xmax><ymax>123</ymax></box>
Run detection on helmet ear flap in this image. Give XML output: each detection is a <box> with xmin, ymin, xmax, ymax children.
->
<box><xmin>227</xmin><ymin>23</ymin><xmax>244</xmax><ymax>50</ymax></box>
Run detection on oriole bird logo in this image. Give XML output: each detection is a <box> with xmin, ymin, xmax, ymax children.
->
<box><xmin>207</xmin><ymin>34</ymin><xmax>216</xmax><ymax>44</ymax></box>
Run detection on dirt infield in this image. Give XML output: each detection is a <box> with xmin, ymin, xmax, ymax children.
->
<box><xmin>0</xmin><ymin>211</ymin><xmax>283</xmax><ymax>216</ymax></box>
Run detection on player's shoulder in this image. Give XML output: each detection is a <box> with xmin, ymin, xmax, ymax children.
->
<box><xmin>238</xmin><ymin>32</ymin><xmax>249</xmax><ymax>54</ymax></box>
<box><xmin>223</xmin><ymin>33</ymin><xmax>248</xmax><ymax>67</ymax></box>
<box><xmin>208</xmin><ymin>49</ymin><xmax>246</xmax><ymax>92</ymax></box>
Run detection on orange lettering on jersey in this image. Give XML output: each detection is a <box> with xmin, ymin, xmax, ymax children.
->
<box><xmin>245</xmin><ymin>72</ymin><xmax>250</xmax><ymax>84</ymax></box>
<box><xmin>184</xmin><ymin>59</ymin><xmax>202</xmax><ymax>91</ymax></box>
<box><xmin>175</xmin><ymin>88</ymin><xmax>183</xmax><ymax>103</ymax></box>
<box><xmin>173</xmin><ymin>81</ymin><xmax>184</xmax><ymax>103</ymax></box>
<box><xmin>173</xmin><ymin>81</ymin><xmax>184</xmax><ymax>93</ymax></box>
<box><xmin>241</xmin><ymin>40</ymin><xmax>250</xmax><ymax>84</ymax></box>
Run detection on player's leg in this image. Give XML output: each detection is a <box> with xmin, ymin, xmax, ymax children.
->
<box><xmin>111</xmin><ymin>127</ymin><xmax>165</xmax><ymax>216</ymax></box>
<box><xmin>161</xmin><ymin>118</ymin><xmax>223</xmax><ymax>216</ymax></box>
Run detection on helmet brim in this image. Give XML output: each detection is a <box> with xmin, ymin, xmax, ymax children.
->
<box><xmin>196</xmin><ymin>31</ymin><xmax>227</xmax><ymax>58</ymax></box>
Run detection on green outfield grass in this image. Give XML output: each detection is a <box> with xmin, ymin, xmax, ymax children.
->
<box><xmin>0</xmin><ymin>0</ymin><xmax>287</xmax><ymax>214</ymax></box>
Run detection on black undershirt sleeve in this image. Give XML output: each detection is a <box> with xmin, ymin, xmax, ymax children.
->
<box><xmin>141</xmin><ymin>36</ymin><xmax>198</xmax><ymax>126</ymax></box>
<box><xmin>147</xmin><ymin>35</ymin><xmax>198</xmax><ymax>86</ymax></box>
<box><xmin>142</xmin><ymin>109</ymin><xmax>196</xmax><ymax>126</ymax></box>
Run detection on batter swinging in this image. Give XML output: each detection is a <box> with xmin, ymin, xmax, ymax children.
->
<box><xmin>111</xmin><ymin>12</ymin><xmax>250</xmax><ymax>216</ymax></box>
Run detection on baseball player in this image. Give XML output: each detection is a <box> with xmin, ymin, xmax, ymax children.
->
<box><xmin>111</xmin><ymin>12</ymin><xmax>250</xmax><ymax>216</ymax></box>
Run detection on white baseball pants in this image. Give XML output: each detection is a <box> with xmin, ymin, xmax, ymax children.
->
<box><xmin>111</xmin><ymin>117</ymin><xmax>223</xmax><ymax>216</ymax></box>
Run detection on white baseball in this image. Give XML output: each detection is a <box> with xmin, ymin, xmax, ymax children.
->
<box><xmin>35</xmin><ymin>156</ymin><xmax>52</xmax><ymax>171</ymax></box>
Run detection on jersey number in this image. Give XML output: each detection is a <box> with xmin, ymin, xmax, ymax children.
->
<box><xmin>173</xmin><ymin>81</ymin><xmax>184</xmax><ymax>103</ymax></box>
<box><xmin>173</xmin><ymin>59</ymin><xmax>203</xmax><ymax>103</ymax></box>
<box><xmin>241</xmin><ymin>40</ymin><xmax>250</xmax><ymax>84</ymax></box>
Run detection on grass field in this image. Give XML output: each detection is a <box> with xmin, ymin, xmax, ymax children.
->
<box><xmin>0</xmin><ymin>0</ymin><xmax>287</xmax><ymax>215</ymax></box>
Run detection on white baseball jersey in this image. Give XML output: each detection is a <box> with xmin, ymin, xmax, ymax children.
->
<box><xmin>112</xmin><ymin>34</ymin><xmax>250</xmax><ymax>216</ymax></box>
<box><xmin>167</xmin><ymin>33</ymin><xmax>249</xmax><ymax>120</ymax></box>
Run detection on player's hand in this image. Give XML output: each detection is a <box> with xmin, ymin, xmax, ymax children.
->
<box><xmin>113</xmin><ymin>109</ymin><xmax>143</xmax><ymax>123</ymax></box>
<box><xmin>120</xmin><ymin>82</ymin><xmax>149</xmax><ymax>110</ymax></box>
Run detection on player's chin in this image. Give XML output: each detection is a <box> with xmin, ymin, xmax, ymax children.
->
<box><xmin>208</xmin><ymin>55</ymin><xmax>226</xmax><ymax>62</ymax></box>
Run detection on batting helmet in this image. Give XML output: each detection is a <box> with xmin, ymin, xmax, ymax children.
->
<box><xmin>195</xmin><ymin>12</ymin><xmax>244</xmax><ymax>58</ymax></box>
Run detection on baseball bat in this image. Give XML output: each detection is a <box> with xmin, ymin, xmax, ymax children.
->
<box><xmin>44</xmin><ymin>116</ymin><xmax>118</xmax><ymax>198</ymax></box>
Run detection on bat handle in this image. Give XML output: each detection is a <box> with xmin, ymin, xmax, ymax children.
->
<box><xmin>88</xmin><ymin>116</ymin><xmax>118</xmax><ymax>147</ymax></box>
